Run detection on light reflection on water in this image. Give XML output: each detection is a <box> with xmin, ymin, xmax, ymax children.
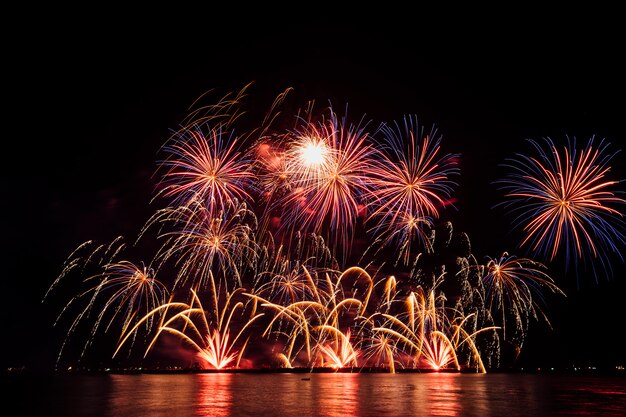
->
<box><xmin>6</xmin><ymin>372</ymin><xmax>626</xmax><ymax>416</ymax></box>
<box><xmin>196</xmin><ymin>373</ymin><xmax>233</xmax><ymax>416</ymax></box>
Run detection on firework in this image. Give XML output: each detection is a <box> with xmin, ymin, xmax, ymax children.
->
<box><xmin>94</xmin><ymin>261</ymin><xmax>170</xmax><ymax>334</ymax></box>
<box><xmin>358</xmin><ymin>331</ymin><xmax>399</xmax><ymax>372</ymax></box>
<box><xmin>497</xmin><ymin>135</ymin><xmax>626</xmax><ymax>281</ymax></box>
<box><xmin>116</xmin><ymin>283</ymin><xmax>263</xmax><ymax>370</ymax></box>
<box><xmin>46</xmin><ymin>85</ymin><xmax>589</xmax><ymax>374</ymax></box>
<box><xmin>246</xmin><ymin>267</ymin><xmax>371</xmax><ymax>369</ymax></box>
<box><xmin>275</xmin><ymin>105</ymin><xmax>375</xmax><ymax>259</ymax></box>
<box><xmin>366</xmin><ymin>287</ymin><xmax>498</xmax><ymax>372</ymax></box>
<box><xmin>145</xmin><ymin>197</ymin><xmax>258</xmax><ymax>291</ymax></box>
<box><xmin>45</xmin><ymin>238</ymin><xmax>168</xmax><ymax>367</ymax></box>
<box><xmin>156</xmin><ymin>125</ymin><xmax>255</xmax><ymax>209</ymax></box>
<box><xmin>253</xmin><ymin>140</ymin><xmax>293</xmax><ymax>204</ymax></box>
<box><xmin>365</xmin><ymin>116</ymin><xmax>459</xmax><ymax>264</ymax></box>
<box><xmin>315</xmin><ymin>327</ymin><xmax>359</xmax><ymax>368</ymax></box>
<box><xmin>154</xmin><ymin>83</ymin><xmax>293</xmax><ymax>211</ymax></box>
<box><xmin>467</xmin><ymin>253</ymin><xmax>565</xmax><ymax>344</ymax></box>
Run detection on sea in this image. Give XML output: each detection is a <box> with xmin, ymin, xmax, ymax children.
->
<box><xmin>5</xmin><ymin>371</ymin><xmax>626</xmax><ymax>416</ymax></box>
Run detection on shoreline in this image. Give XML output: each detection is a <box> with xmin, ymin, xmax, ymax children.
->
<box><xmin>5</xmin><ymin>365</ymin><xmax>625</xmax><ymax>377</ymax></box>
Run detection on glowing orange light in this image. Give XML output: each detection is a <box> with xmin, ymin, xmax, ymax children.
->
<box><xmin>299</xmin><ymin>137</ymin><xmax>328</xmax><ymax>167</ymax></box>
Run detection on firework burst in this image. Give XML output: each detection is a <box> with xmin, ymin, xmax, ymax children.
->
<box><xmin>156</xmin><ymin>125</ymin><xmax>255</xmax><ymax>209</ymax></box>
<box><xmin>115</xmin><ymin>282</ymin><xmax>263</xmax><ymax>370</ymax></box>
<box><xmin>145</xmin><ymin>197</ymin><xmax>258</xmax><ymax>291</ymax></box>
<box><xmin>46</xmin><ymin>85</ymin><xmax>591</xmax><ymax>374</ymax></box>
<box><xmin>497</xmin><ymin>135</ymin><xmax>626</xmax><ymax>281</ymax></box>
<box><xmin>367</xmin><ymin>287</ymin><xmax>498</xmax><ymax>372</ymax></box>
<box><xmin>365</xmin><ymin>116</ymin><xmax>459</xmax><ymax>264</ymax></box>
<box><xmin>45</xmin><ymin>238</ymin><xmax>168</xmax><ymax>367</ymax></box>
<box><xmin>276</xmin><ymin>105</ymin><xmax>375</xmax><ymax>259</ymax></box>
<box><xmin>490</xmin><ymin>253</ymin><xmax>561</xmax><ymax>331</ymax></box>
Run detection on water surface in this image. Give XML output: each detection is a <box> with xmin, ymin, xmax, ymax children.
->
<box><xmin>6</xmin><ymin>372</ymin><xmax>626</xmax><ymax>416</ymax></box>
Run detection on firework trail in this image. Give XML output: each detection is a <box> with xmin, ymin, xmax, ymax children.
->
<box><xmin>315</xmin><ymin>327</ymin><xmax>359</xmax><ymax>368</ymax></box>
<box><xmin>274</xmin><ymin>104</ymin><xmax>375</xmax><ymax>260</ymax></box>
<box><xmin>246</xmin><ymin>267</ymin><xmax>371</xmax><ymax>369</ymax></box>
<box><xmin>46</xmin><ymin>85</ymin><xmax>588</xmax><ymax>373</ymax></box>
<box><xmin>365</xmin><ymin>116</ymin><xmax>460</xmax><ymax>265</ymax></box>
<box><xmin>44</xmin><ymin>238</ymin><xmax>168</xmax><ymax>367</ymax></box>
<box><xmin>496</xmin><ymin>135</ymin><xmax>626</xmax><ymax>282</ymax></box>
<box><xmin>155</xmin><ymin>125</ymin><xmax>256</xmax><ymax>209</ymax></box>
<box><xmin>359</xmin><ymin>285</ymin><xmax>497</xmax><ymax>372</ymax></box>
<box><xmin>115</xmin><ymin>282</ymin><xmax>263</xmax><ymax>370</ymax></box>
<box><xmin>144</xmin><ymin>197</ymin><xmax>258</xmax><ymax>291</ymax></box>
<box><xmin>464</xmin><ymin>252</ymin><xmax>565</xmax><ymax>346</ymax></box>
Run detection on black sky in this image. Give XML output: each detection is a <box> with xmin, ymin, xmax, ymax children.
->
<box><xmin>3</xmin><ymin>7</ymin><xmax>625</xmax><ymax>371</ymax></box>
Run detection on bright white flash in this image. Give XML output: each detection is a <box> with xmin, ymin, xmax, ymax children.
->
<box><xmin>299</xmin><ymin>138</ymin><xmax>328</xmax><ymax>166</ymax></box>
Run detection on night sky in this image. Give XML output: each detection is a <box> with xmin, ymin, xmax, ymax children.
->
<box><xmin>4</xmin><ymin>7</ymin><xmax>625</xmax><ymax>371</ymax></box>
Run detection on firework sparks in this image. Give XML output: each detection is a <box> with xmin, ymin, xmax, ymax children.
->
<box><xmin>145</xmin><ymin>198</ymin><xmax>258</xmax><ymax>291</ymax></box>
<box><xmin>468</xmin><ymin>252</ymin><xmax>565</xmax><ymax>344</ymax></box>
<box><xmin>359</xmin><ymin>331</ymin><xmax>399</xmax><ymax>373</ymax></box>
<box><xmin>497</xmin><ymin>135</ymin><xmax>626</xmax><ymax>281</ymax></box>
<box><xmin>45</xmin><ymin>238</ymin><xmax>168</xmax><ymax>367</ymax></box>
<box><xmin>156</xmin><ymin>125</ymin><xmax>255</xmax><ymax>209</ymax></box>
<box><xmin>116</xmin><ymin>284</ymin><xmax>263</xmax><ymax>370</ymax></box>
<box><xmin>366</xmin><ymin>116</ymin><xmax>459</xmax><ymax>264</ymax></box>
<box><xmin>316</xmin><ymin>327</ymin><xmax>359</xmax><ymax>369</ymax></box>
<box><xmin>368</xmin><ymin>287</ymin><xmax>497</xmax><ymax>372</ymax></box>
<box><xmin>46</xmin><ymin>85</ymin><xmax>600</xmax><ymax>374</ymax></box>
<box><xmin>276</xmin><ymin>105</ymin><xmax>375</xmax><ymax>258</ymax></box>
